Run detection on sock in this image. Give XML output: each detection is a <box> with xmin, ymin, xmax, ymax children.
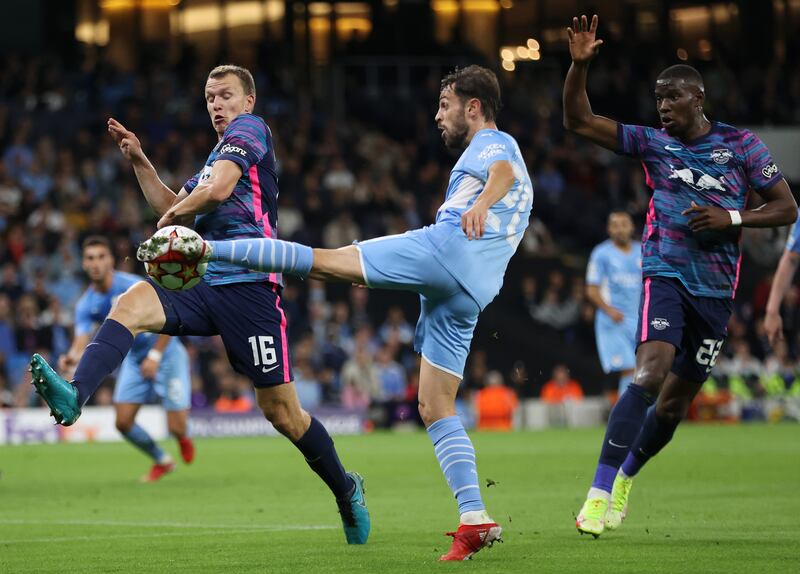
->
<box><xmin>293</xmin><ymin>417</ymin><xmax>354</xmax><ymax>500</ymax></box>
<box><xmin>427</xmin><ymin>416</ymin><xmax>485</xmax><ymax>514</ymax></box>
<box><xmin>208</xmin><ymin>238</ymin><xmax>313</xmax><ymax>278</ymax></box>
<box><xmin>620</xmin><ymin>409</ymin><xmax>680</xmax><ymax>478</ymax></box>
<box><xmin>618</xmin><ymin>372</ymin><xmax>635</xmax><ymax>396</ymax></box>
<box><xmin>73</xmin><ymin>319</ymin><xmax>134</xmax><ymax>406</ymax></box>
<box><xmin>122</xmin><ymin>423</ymin><xmax>168</xmax><ymax>463</ymax></box>
<box><xmin>592</xmin><ymin>383</ymin><xmax>655</xmax><ymax>492</ymax></box>
<box><xmin>587</xmin><ymin>486</ymin><xmax>611</xmax><ymax>501</ymax></box>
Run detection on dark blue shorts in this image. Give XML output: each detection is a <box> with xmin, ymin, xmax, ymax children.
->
<box><xmin>150</xmin><ymin>279</ymin><xmax>293</xmax><ymax>388</ymax></box>
<box><xmin>636</xmin><ymin>276</ymin><xmax>732</xmax><ymax>383</ymax></box>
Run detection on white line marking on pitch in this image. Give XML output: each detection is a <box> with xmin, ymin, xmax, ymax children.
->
<box><xmin>0</xmin><ymin>520</ymin><xmax>336</xmax><ymax>544</ymax></box>
<box><xmin>0</xmin><ymin>519</ymin><xmax>335</xmax><ymax>530</ymax></box>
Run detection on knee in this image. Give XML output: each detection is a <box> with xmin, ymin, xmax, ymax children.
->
<box><xmin>633</xmin><ymin>366</ymin><xmax>668</xmax><ymax>395</ymax></box>
<box><xmin>655</xmin><ymin>396</ymin><xmax>690</xmax><ymax>424</ymax></box>
<box><xmin>417</xmin><ymin>400</ymin><xmax>443</xmax><ymax>428</ymax></box>
<box><xmin>115</xmin><ymin>418</ymin><xmax>133</xmax><ymax>434</ymax></box>
<box><xmin>259</xmin><ymin>399</ymin><xmax>306</xmax><ymax>439</ymax></box>
<box><xmin>108</xmin><ymin>292</ymin><xmax>140</xmax><ymax>329</ymax></box>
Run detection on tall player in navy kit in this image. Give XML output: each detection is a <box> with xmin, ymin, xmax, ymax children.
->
<box><xmin>564</xmin><ymin>15</ymin><xmax>796</xmax><ymax>537</ymax></box>
<box><xmin>29</xmin><ymin>65</ymin><xmax>369</xmax><ymax>544</ymax></box>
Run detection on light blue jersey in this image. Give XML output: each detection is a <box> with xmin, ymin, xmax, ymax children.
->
<box><xmin>586</xmin><ymin>240</ymin><xmax>641</xmax><ymax>373</ymax></box>
<box><xmin>426</xmin><ymin>129</ymin><xmax>533</xmax><ymax>310</ymax></box>
<box><xmin>74</xmin><ymin>271</ymin><xmax>189</xmax><ymax>409</ymax></box>
<box><xmin>786</xmin><ymin>208</ymin><xmax>800</xmax><ymax>254</ymax></box>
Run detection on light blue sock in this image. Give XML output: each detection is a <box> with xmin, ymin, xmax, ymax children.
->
<box><xmin>618</xmin><ymin>372</ymin><xmax>635</xmax><ymax>396</ymax></box>
<box><xmin>208</xmin><ymin>238</ymin><xmax>313</xmax><ymax>278</ymax></box>
<box><xmin>427</xmin><ymin>415</ymin><xmax>485</xmax><ymax>514</ymax></box>
<box><xmin>122</xmin><ymin>423</ymin><xmax>167</xmax><ymax>463</ymax></box>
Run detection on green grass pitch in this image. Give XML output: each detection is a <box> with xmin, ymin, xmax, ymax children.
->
<box><xmin>1</xmin><ymin>424</ymin><xmax>798</xmax><ymax>573</ymax></box>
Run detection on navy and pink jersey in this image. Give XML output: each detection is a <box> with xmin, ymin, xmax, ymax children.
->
<box><xmin>184</xmin><ymin>113</ymin><xmax>281</xmax><ymax>286</ymax></box>
<box><xmin>618</xmin><ymin>121</ymin><xmax>783</xmax><ymax>299</ymax></box>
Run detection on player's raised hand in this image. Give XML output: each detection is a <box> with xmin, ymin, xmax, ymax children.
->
<box><xmin>108</xmin><ymin>118</ymin><xmax>144</xmax><ymax>162</ymax></box>
<box><xmin>567</xmin><ymin>14</ymin><xmax>603</xmax><ymax>64</ymax></box>
<box><xmin>462</xmin><ymin>202</ymin><xmax>488</xmax><ymax>240</ymax></box>
<box><xmin>682</xmin><ymin>201</ymin><xmax>734</xmax><ymax>231</ymax></box>
<box><xmin>764</xmin><ymin>310</ymin><xmax>785</xmax><ymax>348</ymax></box>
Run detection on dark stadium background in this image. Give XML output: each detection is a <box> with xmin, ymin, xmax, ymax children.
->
<box><xmin>1</xmin><ymin>0</ymin><xmax>798</xmax><ymax>414</ymax></box>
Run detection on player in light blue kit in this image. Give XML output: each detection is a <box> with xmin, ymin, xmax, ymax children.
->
<box><xmin>586</xmin><ymin>211</ymin><xmax>642</xmax><ymax>396</ymax></box>
<box><xmin>59</xmin><ymin>236</ymin><xmax>194</xmax><ymax>482</ymax></box>
<box><xmin>764</xmin><ymin>209</ymin><xmax>800</xmax><ymax>348</ymax></box>
<box><xmin>139</xmin><ymin>65</ymin><xmax>533</xmax><ymax>561</ymax></box>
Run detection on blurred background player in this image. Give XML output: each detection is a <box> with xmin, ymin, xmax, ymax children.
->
<box><xmin>585</xmin><ymin>211</ymin><xmax>641</xmax><ymax>399</ymax></box>
<box><xmin>59</xmin><ymin>236</ymin><xmax>193</xmax><ymax>482</ymax></box>
<box><xmin>563</xmin><ymin>14</ymin><xmax>796</xmax><ymax>537</ymax></box>
<box><xmin>29</xmin><ymin>65</ymin><xmax>369</xmax><ymax>544</ymax></box>
<box><xmin>140</xmin><ymin>64</ymin><xmax>533</xmax><ymax>561</ymax></box>
<box><xmin>764</xmin><ymin>210</ymin><xmax>800</xmax><ymax>348</ymax></box>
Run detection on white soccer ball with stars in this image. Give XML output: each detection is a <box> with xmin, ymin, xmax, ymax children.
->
<box><xmin>141</xmin><ymin>225</ymin><xmax>208</xmax><ymax>291</ymax></box>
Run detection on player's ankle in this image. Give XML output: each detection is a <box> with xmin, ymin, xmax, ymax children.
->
<box><xmin>460</xmin><ymin>510</ymin><xmax>492</xmax><ymax>525</ymax></box>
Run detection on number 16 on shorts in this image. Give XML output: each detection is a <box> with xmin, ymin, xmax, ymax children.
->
<box><xmin>248</xmin><ymin>335</ymin><xmax>278</xmax><ymax>373</ymax></box>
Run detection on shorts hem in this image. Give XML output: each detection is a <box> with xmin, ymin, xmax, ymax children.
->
<box><xmin>421</xmin><ymin>353</ymin><xmax>463</xmax><ymax>379</ymax></box>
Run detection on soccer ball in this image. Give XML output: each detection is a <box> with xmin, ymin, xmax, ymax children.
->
<box><xmin>142</xmin><ymin>226</ymin><xmax>208</xmax><ymax>291</ymax></box>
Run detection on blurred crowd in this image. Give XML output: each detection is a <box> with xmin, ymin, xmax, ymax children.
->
<box><xmin>1</xmin><ymin>46</ymin><xmax>799</xmax><ymax>424</ymax></box>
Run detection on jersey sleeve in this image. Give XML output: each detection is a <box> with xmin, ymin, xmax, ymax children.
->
<box><xmin>786</xmin><ymin>214</ymin><xmax>800</xmax><ymax>254</ymax></box>
<box><xmin>216</xmin><ymin>114</ymin><xmax>269</xmax><ymax>173</ymax></box>
<box><xmin>73</xmin><ymin>295</ymin><xmax>94</xmax><ymax>337</ymax></box>
<box><xmin>741</xmin><ymin>129</ymin><xmax>783</xmax><ymax>191</ymax></box>
<box><xmin>183</xmin><ymin>170</ymin><xmax>201</xmax><ymax>194</ymax></box>
<box><xmin>462</xmin><ymin>132</ymin><xmax>515</xmax><ymax>181</ymax></box>
<box><xmin>617</xmin><ymin>123</ymin><xmax>655</xmax><ymax>158</ymax></box>
<box><xmin>586</xmin><ymin>246</ymin><xmax>606</xmax><ymax>286</ymax></box>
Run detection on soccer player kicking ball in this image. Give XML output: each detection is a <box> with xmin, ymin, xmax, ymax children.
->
<box><xmin>139</xmin><ymin>65</ymin><xmax>533</xmax><ymax>561</ymax></box>
<box><xmin>60</xmin><ymin>236</ymin><xmax>194</xmax><ymax>482</ymax></box>
<box><xmin>563</xmin><ymin>14</ymin><xmax>796</xmax><ymax>537</ymax></box>
<box><xmin>29</xmin><ymin>64</ymin><xmax>369</xmax><ymax>545</ymax></box>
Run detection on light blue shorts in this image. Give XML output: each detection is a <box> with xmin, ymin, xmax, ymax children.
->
<box><xmin>595</xmin><ymin>321</ymin><xmax>637</xmax><ymax>374</ymax></box>
<box><xmin>113</xmin><ymin>344</ymin><xmax>191</xmax><ymax>411</ymax></box>
<box><xmin>356</xmin><ymin>229</ymin><xmax>480</xmax><ymax>379</ymax></box>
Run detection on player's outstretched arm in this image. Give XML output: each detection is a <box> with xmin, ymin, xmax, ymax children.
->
<box><xmin>765</xmin><ymin>249</ymin><xmax>800</xmax><ymax>348</ymax></box>
<box><xmin>108</xmin><ymin>118</ymin><xmax>178</xmax><ymax>216</ymax></box>
<box><xmin>562</xmin><ymin>14</ymin><xmax>618</xmax><ymax>151</ymax></box>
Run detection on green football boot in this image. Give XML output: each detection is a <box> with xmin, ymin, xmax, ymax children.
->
<box><xmin>29</xmin><ymin>353</ymin><xmax>81</xmax><ymax>426</ymax></box>
<box><xmin>605</xmin><ymin>474</ymin><xmax>633</xmax><ymax>531</ymax></box>
<box><xmin>576</xmin><ymin>497</ymin><xmax>608</xmax><ymax>538</ymax></box>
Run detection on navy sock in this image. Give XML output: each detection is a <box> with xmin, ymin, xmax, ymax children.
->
<box><xmin>73</xmin><ymin>319</ymin><xmax>134</xmax><ymax>406</ymax></box>
<box><xmin>592</xmin><ymin>383</ymin><xmax>655</xmax><ymax>491</ymax></box>
<box><xmin>293</xmin><ymin>417</ymin><xmax>354</xmax><ymax>500</ymax></box>
<box><xmin>621</xmin><ymin>409</ymin><xmax>680</xmax><ymax>478</ymax></box>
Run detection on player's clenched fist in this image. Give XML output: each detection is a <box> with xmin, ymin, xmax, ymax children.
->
<box><xmin>108</xmin><ymin>118</ymin><xmax>144</xmax><ymax>163</ymax></box>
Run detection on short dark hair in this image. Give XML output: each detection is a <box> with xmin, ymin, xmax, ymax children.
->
<box><xmin>82</xmin><ymin>235</ymin><xmax>112</xmax><ymax>253</ymax></box>
<box><xmin>657</xmin><ymin>64</ymin><xmax>704</xmax><ymax>91</ymax></box>
<box><xmin>440</xmin><ymin>65</ymin><xmax>502</xmax><ymax>121</ymax></box>
<box><xmin>208</xmin><ymin>64</ymin><xmax>256</xmax><ymax>96</ymax></box>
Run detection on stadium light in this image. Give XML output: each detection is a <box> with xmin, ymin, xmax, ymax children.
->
<box><xmin>677</xmin><ymin>48</ymin><xmax>688</xmax><ymax>61</ymax></box>
<box><xmin>501</xmin><ymin>60</ymin><xmax>516</xmax><ymax>71</ymax></box>
<box><xmin>526</xmin><ymin>38</ymin><xmax>540</xmax><ymax>51</ymax></box>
